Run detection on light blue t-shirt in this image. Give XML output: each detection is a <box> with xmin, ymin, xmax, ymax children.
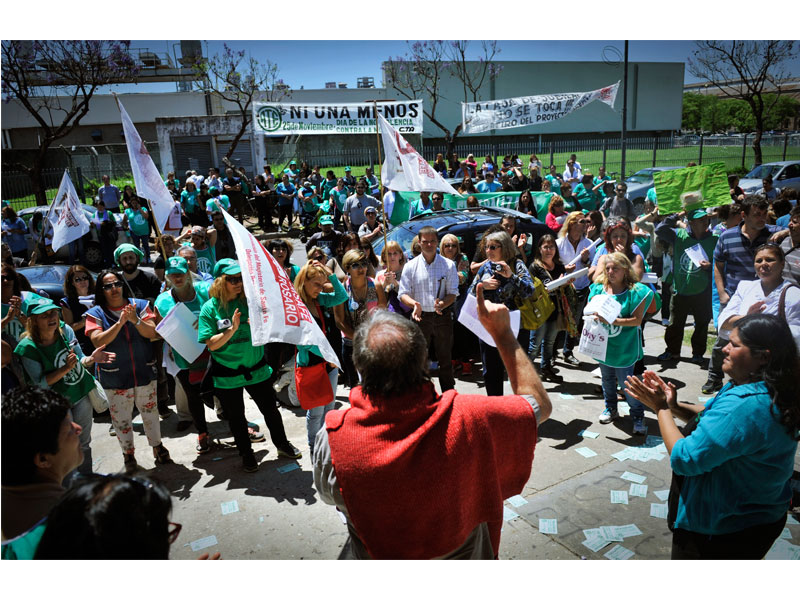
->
<box><xmin>671</xmin><ymin>381</ymin><xmax>797</xmax><ymax>535</ymax></box>
<box><xmin>776</xmin><ymin>213</ymin><xmax>790</xmax><ymax>229</ymax></box>
<box><xmin>476</xmin><ymin>180</ymin><xmax>502</xmax><ymax>193</ymax></box>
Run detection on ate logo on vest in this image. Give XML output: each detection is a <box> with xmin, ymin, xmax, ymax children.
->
<box><xmin>679</xmin><ymin>252</ymin><xmax>701</xmax><ymax>275</ymax></box>
<box><xmin>197</xmin><ymin>257</ymin><xmax>212</xmax><ymax>273</ymax></box>
<box><xmin>54</xmin><ymin>348</ymin><xmax>81</xmax><ymax>385</ymax></box>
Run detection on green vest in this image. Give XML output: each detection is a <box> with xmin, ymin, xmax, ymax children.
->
<box><xmin>15</xmin><ymin>330</ymin><xmax>95</xmax><ymax>405</ymax></box>
<box><xmin>672</xmin><ymin>230</ymin><xmax>719</xmax><ymax>296</ymax></box>
<box><xmin>588</xmin><ymin>283</ymin><xmax>653</xmax><ymax>368</ymax></box>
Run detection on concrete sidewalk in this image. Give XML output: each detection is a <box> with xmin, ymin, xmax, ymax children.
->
<box><xmin>86</xmin><ymin>318</ymin><xmax>800</xmax><ymax>560</ymax></box>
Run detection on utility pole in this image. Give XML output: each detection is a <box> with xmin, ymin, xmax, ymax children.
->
<box><xmin>620</xmin><ymin>40</ymin><xmax>629</xmax><ymax>180</ymax></box>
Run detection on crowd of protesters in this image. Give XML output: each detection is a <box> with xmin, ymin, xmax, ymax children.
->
<box><xmin>2</xmin><ymin>153</ymin><xmax>799</xmax><ymax>560</ymax></box>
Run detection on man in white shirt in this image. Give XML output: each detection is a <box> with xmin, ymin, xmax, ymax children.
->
<box><xmin>383</xmin><ymin>188</ymin><xmax>395</xmax><ymax>221</ymax></box>
<box><xmin>399</xmin><ymin>226</ymin><xmax>459</xmax><ymax>391</ymax></box>
<box><xmin>563</xmin><ymin>157</ymin><xmax>582</xmax><ymax>191</ymax></box>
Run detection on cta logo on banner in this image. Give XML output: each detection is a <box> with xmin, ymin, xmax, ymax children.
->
<box><xmin>462</xmin><ymin>81</ymin><xmax>619</xmax><ymax>134</ymax></box>
<box><xmin>253</xmin><ymin>100</ymin><xmax>423</xmax><ymax>135</ymax></box>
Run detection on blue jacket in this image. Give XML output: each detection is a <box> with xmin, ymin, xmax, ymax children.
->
<box><xmin>671</xmin><ymin>381</ymin><xmax>798</xmax><ymax>535</ymax></box>
<box><xmin>85</xmin><ymin>298</ymin><xmax>156</xmax><ymax>390</ymax></box>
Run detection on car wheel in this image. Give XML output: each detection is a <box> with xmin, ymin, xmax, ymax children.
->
<box><xmin>84</xmin><ymin>242</ymin><xmax>103</xmax><ymax>270</ymax></box>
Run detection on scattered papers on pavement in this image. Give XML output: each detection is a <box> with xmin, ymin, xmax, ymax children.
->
<box><xmin>620</xmin><ymin>471</ymin><xmax>647</xmax><ymax>484</ymax></box>
<box><xmin>575</xmin><ymin>447</ymin><xmax>598</xmax><ymax>458</ymax></box>
<box><xmin>604</xmin><ymin>545</ymin><xmax>635</xmax><ymax>560</ymax></box>
<box><xmin>610</xmin><ymin>490</ymin><xmax>629</xmax><ymax>505</ymax></box>
<box><xmin>580</xmin><ymin>429</ymin><xmax>600</xmax><ymax>439</ymax></box>
<box><xmin>503</xmin><ymin>506</ymin><xmax>520</xmax><ymax>522</ymax></box>
<box><xmin>539</xmin><ymin>518</ymin><xmax>558</xmax><ymax>535</ymax></box>
<box><xmin>220</xmin><ymin>500</ymin><xmax>239</xmax><ymax>515</ymax></box>
<box><xmin>190</xmin><ymin>535</ymin><xmax>218</xmax><ymax>551</ymax></box>
<box><xmin>650</xmin><ymin>503</ymin><xmax>668</xmax><ymax>519</ymax></box>
<box><xmin>629</xmin><ymin>484</ymin><xmax>648</xmax><ymax>498</ymax></box>
<box><xmin>653</xmin><ymin>490</ymin><xmax>670</xmax><ymax>502</ymax></box>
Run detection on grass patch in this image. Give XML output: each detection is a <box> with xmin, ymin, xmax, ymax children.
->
<box><xmin>682</xmin><ymin>326</ymin><xmax>717</xmax><ymax>355</ymax></box>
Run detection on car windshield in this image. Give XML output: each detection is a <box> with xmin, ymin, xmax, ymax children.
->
<box><xmin>372</xmin><ymin>225</ymin><xmax>420</xmax><ymax>256</ymax></box>
<box><xmin>625</xmin><ymin>170</ymin><xmax>655</xmax><ymax>184</ymax></box>
<box><xmin>19</xmin><ymin>266</ymin><xmax>72</xmax><ymax>284</ymax></box>
<box><xmin>744</xmin><ymin>164</ymin><xmax>782</xmax><ymax>179</ymax></box>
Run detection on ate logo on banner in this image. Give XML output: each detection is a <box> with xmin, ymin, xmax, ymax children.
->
<box><xmin>56</xmin><ymin>193</ymin><xmax>79</xmax><ymax>228</ymax></box>
<box><xmin>599</xmin><ymin>86</ymin><xmax>614</xmax><ymax>102</ymax></box>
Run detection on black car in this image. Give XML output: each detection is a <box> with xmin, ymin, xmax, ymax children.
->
<box><xmin>372</xmin><ymin>206</ymin><xmax>552</xmax><ymax>261</ymax></box>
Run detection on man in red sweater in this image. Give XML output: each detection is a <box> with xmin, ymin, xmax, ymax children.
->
<box><xmin>313</xmin><ymin>284</ymin><xmax>552</xmax><ymax>559</ymax></box>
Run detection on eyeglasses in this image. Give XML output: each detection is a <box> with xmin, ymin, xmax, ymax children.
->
<box><xmin>73</xmin><ymin>276</ymin><xmax>90</xmax><ymax>283</ymax></box>
<box><xmin>226</xmin><ymin>276</ymin><xmax>243</xmax><ymax>284</ymax></box>
<box><xmin>348</xmin><ymin>261</ymin><xmax>368</xmax><ymax>270</ymax></box>
<box><xmin>168</xmin><ymin>522</ymin><xmax>182</xmax><ymax>545</ymax></box>
<box><xmin>486</xmin><ymin>244</ymin><xmax>501</xmax><ymax>251</ymax></box>
<box><xmin>102</xmin><ymin>281</ymin><xmax>123</xmax><ymax>291</ymax></box>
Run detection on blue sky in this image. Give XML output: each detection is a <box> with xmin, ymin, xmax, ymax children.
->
<box><xmin>105</xmin><ymin>40</ymin><xmax>800</xmax><ymax>95</ymax></box>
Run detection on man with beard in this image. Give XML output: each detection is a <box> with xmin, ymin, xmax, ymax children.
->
<box><xmin>305</xmin><ymin>215</ymin><xmax>341</xmax><ymax>260</ymax></box>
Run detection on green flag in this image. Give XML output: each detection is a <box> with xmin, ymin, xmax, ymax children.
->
<box><xmin>653</xmin><ymin>163</ymin><xmax>730</xmax><ymax>214</ymax></box>
<box><xmin>390</xmin><ymin>192</ymin><xmax>413</xmax><ymax>226</ymax></box>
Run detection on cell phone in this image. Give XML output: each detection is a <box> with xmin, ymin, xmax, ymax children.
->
<box><xmin>217</xmin><ymin>318</ymin><xmax>232</xmax><ymax>330</ymax></box>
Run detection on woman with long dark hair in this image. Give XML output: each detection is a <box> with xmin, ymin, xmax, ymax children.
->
<box><xmin>529</xmin><ymin>234</ymin><xmax>567</xmax><ymax>380</ymax></box>
<box><xmin>59</xmin><ymin>265</ymin><xmax>96</xmax><ymax>356</ymax></box>
<box><xmin>626</xmin><ymin>313</ymin><xmax>800</xmax><ymax>559</ymax></box>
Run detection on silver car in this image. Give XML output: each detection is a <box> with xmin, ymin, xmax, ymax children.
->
<box><xmin>738</xmin><ymin>161</ymin><xmax>800</xmax><ymax>195</ymax></box>
<box><xmin>625</xmin><ymin>166</ymin><xmax>684</xmax><ymax>205</ymax></box>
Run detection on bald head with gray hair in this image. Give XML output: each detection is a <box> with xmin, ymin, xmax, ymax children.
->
<box><xmin>352</xmin><ymin>310</ymin><xmax>429</xmax><ymax>400</ymax></box>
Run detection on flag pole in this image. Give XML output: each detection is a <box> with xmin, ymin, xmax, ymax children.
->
<box><xmin>28</xmin><ymin>172</ymin><xmax>64</xmax><ymax>266</ymax></box>
<box><xmin>373</xmin><ymin>101</ymin><xmax>388</xmax><ymax>251</ymax></box>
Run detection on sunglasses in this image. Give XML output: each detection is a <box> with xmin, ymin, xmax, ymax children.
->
<box><xmin>226</xmin><ymin>276</ymin><xmax>243</xmax><ymax>284</ymax></box>
<box><xmin>73</xmin><ymin>276</ymin><xmax>90</xmax><ymax>283</ymax></box>
<box><xmin>168</xmin><ymin>522</ymin><xmax>182</xmax><ymax>545</ymax></box>
<box><xmin>443</xmin><ymin>243</ymin><xmax>458</xmax><ymax>249</ymax></box>
<box><xmin>348</xmin><ymin>261</ymin><xmax>368</xmax><ymax>270</ymax></box>
<box><xmin>102</xmin><ymin>281</ymin><xmax>123</xmax><ymax>291</ymax></box>
<box><xmin>616</xmin><ymin>188</ymin><xmax>626</xmax><ymax>192</ymax></box>
<box><xmin>486</xmin><ymin>244</ymin><xmax>501</xmax><ymax>251</ymax></box>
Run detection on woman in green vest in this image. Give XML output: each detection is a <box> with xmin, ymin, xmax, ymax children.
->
<box><xmin>198</xmin><ymin>259</ymin><xmax>301</xmax><ymax>473</ymax></box>
<box><xmin>13</xmin><ymin>293</ymin><xmax>115</xmax><ymax>479</ymax></box>
<box><xmin>587</xmin><ymin>252</ymin><xmax>653</xmax><ymax>436</ymax></box>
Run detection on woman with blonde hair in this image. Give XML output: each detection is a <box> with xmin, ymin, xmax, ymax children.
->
<box><xmin>440</xmin><ymin>234</ymin><xmax>475</xmax><ymax>374</ymax></box>
<box><xmin>333</xmin><ymin>249</ymin><xmax>387</xmax><ymax>388</ymax></box>
<box><xmin>433</xmin><ymin>153</ymin><xmax>448</xmax><ymax>176</ymax></box>
<box><xmin>377</xmin><ymin>240</ymin><xmax>409</xmax><ymax>316</ymax></box>
<box><xmin>293</xmin><ymin>260</ymin><xmax>348</xmax><ymax>452</ymax></box>
<box><xmin>587</xmin><ymin>252</ymin><xmax>653</xmax><ymax>436</ymax></box>
<box><xmin>198</xmin><ymin>259</ymin><xmax>301</xmax><ymax>472</ymax></box>
<box><xmin>557</xmin><ymin>212</ymin><xmax>595</xmax><ymax>366</ymax></box>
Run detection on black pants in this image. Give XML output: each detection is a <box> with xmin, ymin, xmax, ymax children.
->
<box><xmin>176</xmin><ymin>370</ymin><xmax>209</xmax><ymax>435</ymax></box>
<box><xmin>341</xmin><ymin>340</ymin><xmax>358</xmax><ymax>388</ymax></box>
<box><xmin>214</xmin><ymin>379</ymin><xmax>289</xmax><ymax>457</ymax></box>
<box><xmin>671</xmin><ymin>515</ymin><xmax>786</xmax><ymax>559</ymax></box>
<box><xmin>418</xmin><ymin>310</ymin><xmax>455</xmax><ymax>391</ymax></box>
<box><xmin>277</xmin><ymin>203</ymin><xmax>293</xmax><ymax>229</ymax></box>
<box><xmin>664</xmin><ymin>287</ymin><xmax>712</xmax><ymax>357</ymax></box>
<box><xmin>564</xmin><ymin>286</ymin><xmax>590</xmax><ymax>354</ymax></box>
<box><xmin>479</xmin><ymin>340</ymin><xmax>505</xmax><ymax>396</ymax></box>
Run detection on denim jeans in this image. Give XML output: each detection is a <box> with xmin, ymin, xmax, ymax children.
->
<box><xmin>600</xmin><ymin>364</ymin><xmax>644</xmax><ymax>418</ymax></box>
<box><xmin>529</xmin><ymin>320</ymin><xmax>559</xmax><ymax>367</ymax></box>
<box><xmin>131</xmin><ymin>233</ymin><xmax>151</xmax><ymax>263</ymax></box>
<box><xmin>307</xmin><ymin>368</ymin><xmax>338</xmax><ymax>453</ymax></box>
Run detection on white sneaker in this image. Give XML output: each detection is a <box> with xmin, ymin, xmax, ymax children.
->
<box><xmin>599</xmin><ymin>408</ymin><xmax>619</xmax><ymax>424</ymax></box>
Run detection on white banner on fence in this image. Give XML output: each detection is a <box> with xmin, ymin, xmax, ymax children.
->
<box><xmin>462</xmin><ymin>81</ymin><xmax>620</xmax><ymax>134</ymax></box>
<box><xmin>253</xmin><ymin>99</ymin><xmax>423</xmax><ymax>135</ymax></box>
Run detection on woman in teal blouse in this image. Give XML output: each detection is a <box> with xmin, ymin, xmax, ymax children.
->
<box><xmin>626</xmin><ymin>313</ymin><xmax>799</xmax><ymax>559</ymax></box>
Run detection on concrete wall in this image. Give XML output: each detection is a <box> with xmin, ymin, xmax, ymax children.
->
<box><xmin>155</xmin><ymin>114</ymin><xmax>246</xmax><ymax>175</ymax></box>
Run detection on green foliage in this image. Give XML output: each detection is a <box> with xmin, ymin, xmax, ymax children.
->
<box><xmin>683</xmin><ymin>92</ymin><xmax>799</xmax><ymax>133</ymax></box>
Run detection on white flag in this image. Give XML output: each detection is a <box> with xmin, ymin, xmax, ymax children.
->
<box><xmin>378</xmin><ymin>113</ymin><xmax>461</xmax><ymax>195</ymax></box>
<box><xmin>49</xmin><ymin>170</ymin><xmax>90</xmax><ymax>252</ymax></box>
<box><xmin>219</xmin><ymin>205</ymin><xmax>341</xmax><ymax>369</ymax></box>
<box><xmin>115</xmin><ymin>94</ymin><xmax>174</xmax><ymax>233</ymax></box>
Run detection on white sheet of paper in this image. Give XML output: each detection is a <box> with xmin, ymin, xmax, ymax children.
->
<box><xmin>575</xmin><ymin>447</ymin><xmax>598</xmax><ymax>458</ymax></box>
<box><xmin>565</xmin><ymin>238</ymin><xmax>602</xmax><ymax>266</ymax></box>
<box><xmin>190</xmin><ymin>535</ymin><xmax>218</xmax><ymax>551</ymax></box>
<box><xmin>610</xmin><ymin>490</ymin><xmax>629</xmax><ymax>505</ymax></box>
<box><xmin>604</xmin><ymin>545</ymin><xmax>634</xmax><ymax>560</ymax></box>
<box><xmin>650</xmin><ymin>503</ymin><xmax>668</xmax><ymax>519</ymax></box>
<box><xmin>640</xmin><ymin>272</ymin><xmax>659</xmax><ymax>285</ymax></box>
<box><xmin>539</xmin><ymin>518</ymin><xmax>558</xmax><ymax>535</ymax></box>
<box><xmin>599</xmin><ymin>526</ymin><xmax>624</xmax><ymax>542</ymax></box>
<box><xmin>653</xmin><ymin>490</ymin><xmax>670</xmax><ymax>502</ymax></box>
<box><xmin>621</xmin><ymin>471</ymin><xmax>647</xmax><ymax>484</ymax></box>
<box><xmin>545</xmin><ymin>267</ymin><xmax>588</xmax><ymax>291</ymax></box>
<box><xmin>685</xmin><ymin>242</ymin><xmax>709</xmax><ymax>268</ymax></box>
<box><xmin>629</xmin><ymin>484</ymin><xmax>648</xmax><ymax>498</ymax></box>
<box><xmin>503</xmin><ymin>506</ymin><xmax>520</xmax><ymax>522</ymax></box>
<box><xmin>615</xmin><ymin>524</ymin><xmax>643</xmax><ymax>538</ymax></box>
<box><xmin>583</xmin><ymin>293</ymin><xmax>622</xmax><ymax>324</ymax></box>
<box><xmin>457</xmin><ymin>292</ymin><xmax>520</xmax><ymax>348</ymax></box>
<box><xmin>507</xmin><ymin>494</ymin><xmax>528</xmax><ymax>508</ymax></box>
<box><xmin>579</xmin><ymin>430</ymin><xmax>600</xmax><ymax>439</ymax></box>
<box><xmin>582</xmin><ymin>536</ymin><xmax>612</xmax><ymax>553</ymax></box>
<box><xmin>779</xmin><ymin>528</ymin><xmax>792</xmax><ymax>540</ymax></box>
<box><xmin>155</xmin><ymin>301</ymin><xmax>205</xmax><ymax>364</ymax></box>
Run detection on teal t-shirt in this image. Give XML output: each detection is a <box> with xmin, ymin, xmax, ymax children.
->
<box><xmin>300</xmin><ymin>189</ymin><xmax>319</xmax><ymax>213</ymax></box>
<box><xmin>587</xmin><ymin>282</ymin><xmax>653</xmax><ymax>368</ymax></box>
<box><xmin>594</xmin><ymin>175</ymin><xmax>612</xmax><ymax>197</ymax></box>
<box><xmin>207</xmin><ymin>195</ymin><xmax>230</xmax><ymax>214</ymax></box>
<box><xmin>197</xmin><ymin>296</ymin><xmax>271</xmax><ymax>389</ymax></box>
<box><xmin>646</xmin><ymin>187</ymin><xmax>658</xmax><ymax>204</ymax></box>
<box><xmin>545</xmin><ymin>174</ymin><xmax>562</xmax><ymax>193</ymax></box>
<box><xmin>181</xmin><ymin>189</ymin><xmax>199</xmax><ymax>212</ymax></box>
<box><xmin>154</xmin><ymin>282</ymin><xmax>210</xmax><ymax>370</ymax></box>
<box><xmin>183</xmin><ymin>243</ymin><xmax>216</xmax><ymax>275</ymax></box>
<box><xmin>125</xmin><ymin>207</ymin><xmax>150</xmax><ymax>236</ymax></box>
<box><xmin>573</xmin><ymin>183</ymin><xmax>600</xmax><ymax>211</ymax></box>
<box><xmin>672</xmin><ymin>229</ymin><xmax>719</xmax><ymax>296</ymax></box>
<box><xmin>330</xmin><ymin>188</ymin><xmax>348</xmax><ymax>212</ymax></box>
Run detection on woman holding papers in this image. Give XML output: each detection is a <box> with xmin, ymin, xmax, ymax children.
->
<box><xmin>587</xmin><ymin>252</ymin><xmax>653</xmax><ymax>436</ymax></box>
<box><xmin>198</xmin><ymin>259</ymin><xmax>301</xmax><ymax>473</ymax></box>
<box><xmin>293</xmin><ymin>260</ymin><xmax>348</xmax><ymax>453</ymax></box>
<box><xmin>528</xmin><ymin>234</ymin><xmax>568</xmax><ymax>380</ymax></box>
<box><xmin>85</xmin><ymin>270</ymin><xmax>170</xmax><ymax>474</ymax></box>
<box><xmin>625</xmin><ymin>313</ymin><xmax>799</xmax><ymax>558</ymax></box>
<box><xmin>718</xmin><ymin>243</ymin><xmax>800</xmax><ymax>350</ymax></box>
<box><xmin>154</xmin><ymin>256</ymin><xmax>213</xmax><ymax>454</ymax></box>
<box><xmin>469</xmin><ymin>230</ymin><xmax>535</xmax><ymax>395</ymax></box>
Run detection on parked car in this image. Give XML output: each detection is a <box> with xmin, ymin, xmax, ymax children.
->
<box><xmin>739</xmin><ymin>161</ymin><xmax>800</xmax><ymax>195</ymax></box>
<box><xmin>17</xmin><ymin>264</ymin><xmax>158</xmax><ymax>300</ymax></box>
<box><xmin>624</xmin><ymin>167</ymin><xmax>684</xmax><ymax>208</ymax></box>
<box><xmin>372</xmin><ymin>206</ymin><xmax>551</xmax><ymax>261</ymax></box>
<box><xmin>18</xmin><ymin>204</ymin><xmax>131</xmax><ymax>270</ymax></box>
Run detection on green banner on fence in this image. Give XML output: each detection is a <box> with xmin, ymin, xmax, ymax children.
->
<box><xmin>391</xmin><ymin>191</ymin><xmax>557</xmax><ymax>225</ymax></box>
<box><xmin>653</xmin><ymin>162</ymin><xmax>730</xmax><ymax>214</ymax></box>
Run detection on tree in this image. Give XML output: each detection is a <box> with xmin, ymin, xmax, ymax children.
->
<box><xmin>681</xmin><ymin>92</ymin><xmax>705</xmax><ymax>131</ymax></box>
<box><xmin>191</xmin><ymin>44</ymin><xmax>285</xmax><ymax>168</ymax></box>
<box><xmin>688</xmin><ymin>41</ymin><xmax>798</xmax><ymax>165</ymax></box>
<box><xmin>1</xmin><ymin>41</ymin><xmax>139</xmax><ymax>205</ymax></box>
<box><xmin>384</xmin><ymin>41</ymin><xmax>502</xmax><ymax>163</ymax></box>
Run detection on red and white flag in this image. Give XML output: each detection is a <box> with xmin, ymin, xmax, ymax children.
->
<box><xmin>219</xmin><ymin>205</ymin><xmax>341</xmax><ymax>368</ymax></box>
<box><xmin>49</xmin><ymin>170</ymin><xmax>90</xmax><ymax>252</ymax></box>
<box><xmin>378</xmin><ymin>113</ymin><xmax>460</xmax><ymax>195</ymax></box>
<box><xmin>115</xmin><ymin>94</ymin><xmax>174</xmax><ymax>233</ymax></box>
